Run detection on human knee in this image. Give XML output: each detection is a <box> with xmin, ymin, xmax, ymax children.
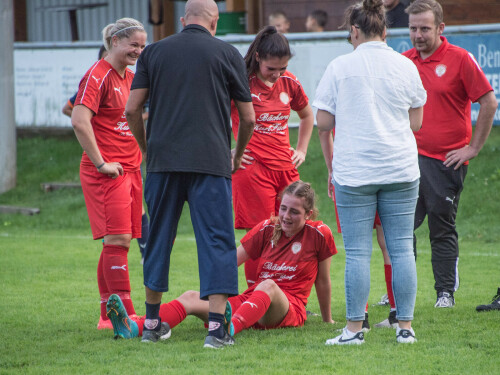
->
<box><xmin>177</xmin><ymin>290</ymin><xmax>200</xmax><ymax>306</ymax></box>
<box><xmin>255</xmin><ymin>279</ymin><xmax>278</xmax><ymax>296</ymax></box>
<box><xmin>104</xmin><ymin>234</ymin><xmax>132</xmax><ymax>248</ymax></box>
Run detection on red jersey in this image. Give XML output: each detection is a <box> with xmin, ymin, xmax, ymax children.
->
<box><xmin>231</xmin><ymin>71</ymin><xmax>309</xmax><ymax>170</ymax></box>
<box><xmin>75</xmin><ymin>59</ymin><xmax>141</xmax><ymax>171</ymax></box>
<box><xmin>403</xmin><ymin>37</ymin><xmax>493</xmax><ymax>162</ymax></box>
<box><xmin>241</xmin><ymin>219</ymin><xmax>337</xmax><ymax>321</ymax></box>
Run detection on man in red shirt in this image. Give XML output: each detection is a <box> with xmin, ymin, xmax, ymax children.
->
<box><xmin>403</xmin><ymin>0</ymin><xmax>497</xmax><ymax>308</ymax></box>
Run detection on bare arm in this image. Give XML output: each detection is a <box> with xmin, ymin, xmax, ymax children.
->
<box><xmin>292</xmin><ymin>104</ymin><xmax>314</xmax><ymax>168</ymax></box>
<box><xmin>314</xmin><ymin>257</ymin><xmax>334</xmax><ymax>323</ymax></box>
<box><xmin>125</xmin><ymin>88</ymin><xmax>149</xmax><ymax>154</ymax></box>
<box><xmin>444</xmin><ymin>91</ymin><xmax>497</xmax><ymax>169</ymax></box>
<box><xmin>232</xmin><ymin>100</ymin><xmax>255</xmax><ymax>173</ymax></box>
<box><xmin>317</xmin><ymin>109</ymin><xmax>336</xmax><ymax>198</ymax></box>
<box><xmin>71</xmin><ymin>105</ymin><xmax>123</xmax><ymax>178</ymax></box>
<box><xmin>62</xmin><ymin>101</ymin><xmax>73</xmax><ymax>118</ymax></box>
<box><xmin>318</xmin><ymin>129</ymin><xmax>334</xmax><ymax>199</ymax></box>
<box><xmin>409</xmin><ymin>106</ymin><xmax>423</xmax><ymax>132</ymax></box>
<box><xmin>236</xmin><ymin>244</ymin><xmax>251</xmax><ymax>267</ymax></box>
<box><xmin>316</xmin><ymin>109</ymin><xmax>335</xmax><ymax>132</ymax></box>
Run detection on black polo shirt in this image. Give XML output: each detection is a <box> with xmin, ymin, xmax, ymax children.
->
<box><xmin>131</xmin><ymin>24</ymin><xmax>252</xmax><ymax>178</ymax></box>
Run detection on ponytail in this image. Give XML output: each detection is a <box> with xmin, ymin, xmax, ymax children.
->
<box><xmin>244</xmin><ymin>26</ymin><xmax>291</xmax><ymax>77</ymax></box>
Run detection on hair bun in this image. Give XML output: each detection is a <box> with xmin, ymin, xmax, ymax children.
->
<box><xmin>363</xmin><ymin>0</ymin><xmax>384</xmax><ymax>13</ymax></box>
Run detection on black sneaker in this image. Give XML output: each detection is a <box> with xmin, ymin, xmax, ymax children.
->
<box><xmin>476</xmin><ymin>288</ymin><xmax>500</xmax><ymax>312</ymax></box>
<box><xmin>434</xmin><ymin>291</ymin><xmax>455</xmax><ymax>308</ymax></box>
<box><xmin>374</xmin><ymin>310</ymin><xmax>398</xmax><ymax>328</ymax></box>
<box><xmin>141</xmin><ymin>322</ymin><xmax>171</xmax><ymax>343</ymax></box>
<box><xmin>203</xmin><ymin>332</ymin><xmax>235</xmax><ymax>349</ymax></box>
<box><xmin>362</xmin><ymin>312</ymin><xmax>370</xmax><ymax>332</ymax></box>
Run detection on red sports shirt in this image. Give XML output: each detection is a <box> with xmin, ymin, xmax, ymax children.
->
<box><xmin>75</xmin><ymin>59</ymin><xmax>141</xmax><ymax>171</ymax></box>
<box><xmin>241</xmin><ymin>219</ymin><xmax>337</xmax><ymax>321</ymax></box>
<box><xmin>231</xmin><ymin>71</ymin><xmax>309</xmax><ymax>170</ymax></box>
<box><xmin>403</xmin><ymin>37</ymin><xmax>493</xmax><ymax>162</ymax></box>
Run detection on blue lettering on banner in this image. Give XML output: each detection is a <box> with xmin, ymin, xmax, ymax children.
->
<box><xmin>388</xmin><ymin>32</ymin><xmax>500</xmax><ymax>126</ymax></box>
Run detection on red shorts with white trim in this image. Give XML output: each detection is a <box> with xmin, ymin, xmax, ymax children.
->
<box><xmin>232</xmin><ymin>160</ymin><xmax>299</xmax><ymax>229</ymax></box>
<box><xmin>229</xmin><ymin>288</ymin><xmax>305</xmax><ymax>329</ymax></box>
<box><xmin>80</xmin><ymin>165</ymin><xmax>142</xmax><ymax>240</ymax></box>
<box><xmin>332</xmin><ymin>187</ymin><xmax>381</xmax><ymax>233</ymax></box>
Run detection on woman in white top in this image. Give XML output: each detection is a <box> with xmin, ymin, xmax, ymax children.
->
<box><xmin>314</xmin><ymin>0</ymin><xmax>426</xmax><ymax>345</ymax></box>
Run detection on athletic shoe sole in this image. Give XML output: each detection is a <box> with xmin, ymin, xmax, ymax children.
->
<box><xmin>224</xmin><ymin>301</ymin><xmax>234</xmax><ymax>337</ymax></box>
<box><xmin>106</xmin><ymin>294</ymin><xmax>139</xmax><ymax>339</ymax></box>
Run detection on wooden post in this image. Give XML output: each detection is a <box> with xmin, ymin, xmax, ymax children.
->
<box><xmin>226</xmin><ymin>0</ymin><xmax>245</xmax><ymax>12</ymax></box>
<box><xmin>245</xmin><ymin>0</ymin><xmax>263</xmax><ymax>34</ymax></box>
<box><xmin>152</xmin><ymin>0</ymin><xmax>176</xmax><ymax>41</ymax></box>
<box><xmin>0</xmin><ymin>0</ymin><xmax>16</xmax><ymax>194</ymax></box>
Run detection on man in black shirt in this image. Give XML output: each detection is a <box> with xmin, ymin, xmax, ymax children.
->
<box><xmin>384</xmin><ymin>0</ymin><xmax>409</xmax><ymax>28</ymax></box>
<box><xmin>126</xmin><ymin>0</ymin><xmax>255</xmax><ymax>348</ymax></box>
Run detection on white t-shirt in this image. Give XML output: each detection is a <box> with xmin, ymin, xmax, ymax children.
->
<box><xmin>313</xmin><ymin>41</ymin><xmax>427</xmax><ymax>187</ymax></box>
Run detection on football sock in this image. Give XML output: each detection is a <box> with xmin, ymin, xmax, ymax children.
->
<box><xmin>97</xmin><ymin>251</ymin><xmax>110</xmax><ymax>320</ymax></box>
<box><xmin>232</xmin><ymin>291</ymin><xmax>271</xmax><ymax>335</ymax></box>
<box><xmin>102</xmin><ymin>244</ymin><xmax>136</xmax><ymax>315</ymax></box>
<box><xmin>129</xmin><ymin>315</ymin><xmax>145</xmax><ymax>336</ymax></box>
<box><xmin>145</xmin><ymin>302</ymin><xmax>161</xmax><ymax>331</ymax></box>
<box><xmin>159</xmin><ymin>299</ymin><xmax>187</xmax><ymax>329</ymax></box>
<box><xmin>365</xmin><ymin>303</ymin><xmax>368</xmax><ymax>313</ymax></box>
<box><xmin>385</xmin><ymin>264</ymin><xmax>396</xmax><ymax>309</ymax></box>
<box><xmin>207</xmin><ymin>312</ymin><xmax>226</xmax><ymax>339</ymax></box>
<box><xmin>137</xmin><ymin>213</ymin><xmax>149</xmax><ymax>257</ymax></box>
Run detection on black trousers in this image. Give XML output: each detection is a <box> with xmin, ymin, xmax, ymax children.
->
<box><xmin>414</xmin><ymin>155</ymin><xmax>468</xmax><ymax>294</ymax></box>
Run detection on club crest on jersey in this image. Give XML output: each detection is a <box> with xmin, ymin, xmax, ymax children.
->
<box><xmin>280</xmin><ymin>92</ymin><xmax>290</xmax><ymax>105</ymax></box>
<box><xmin>435</xmin><ymin>64</ymin><xmax>447</xmax><ymax>77</ymax></box>
<box><xmin>291</xmin><ymin>242</ymin><xmax>302</xmax><ymax>254</ymax></box>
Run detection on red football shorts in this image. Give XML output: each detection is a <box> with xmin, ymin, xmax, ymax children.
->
<box><xmin>332</xmin><ymin>187</ymin><xmax>381</xmax><ymax>233</ymax></box>
<box><xmin>232</xmin><ymin>160</ymin><xmax>299</xmax><ymax>229</ymax></box>
<box><xmin>229</xmin><ymin>288</ymin><xmax>305</xmax><ymax>329</ymax></box>
<box><xmin>80</xmin><ymin>166</ymin><xmax>142</xmax><ymax>240</ymax></box>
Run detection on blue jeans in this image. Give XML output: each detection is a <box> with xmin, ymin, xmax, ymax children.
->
<box><xmin>334</xmin><ymin>179</ymin><xmax>419</xmax><ymax>322</ymax></box>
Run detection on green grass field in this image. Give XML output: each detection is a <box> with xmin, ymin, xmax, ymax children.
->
<box><xmin>1</xmin><ymin>128</ymin><xmax>499</xmax><ymax>374</ymax></box>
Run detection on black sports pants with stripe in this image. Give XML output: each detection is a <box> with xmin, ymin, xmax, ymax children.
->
<box><xmin>413</xmin><ymin>154</ymin><xmax>468</xmax><ymax>295</ymax></box>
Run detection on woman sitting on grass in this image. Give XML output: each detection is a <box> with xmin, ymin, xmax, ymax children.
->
<box><xmin>106</xmin><ymin>180</ymin><xmax>337</xmax><ymax>347</ymax></box>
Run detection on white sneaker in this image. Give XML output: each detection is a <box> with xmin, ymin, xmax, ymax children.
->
<box><xmin>325</xmin><ymin>327</ymin><xmax>365</xmax><ymax>346</ymax></box>
<box><xmin>396</xmin><ymin>326</ymin><xmax>417</xmax><ymax>344</ymax></box>
<box><xmin>375</xmin><ymin>293</ymin><xmax>389</xmax><ymax>306</ymax></box>
<box><xmin>374</xmin><ymin>310</ymin><xmax>398</xmax><ymax>328</ymax></box>
<box><xmin>434</xmin><ymin>291</ymin><xmax>455</xmax><ymax>308</ymax></box>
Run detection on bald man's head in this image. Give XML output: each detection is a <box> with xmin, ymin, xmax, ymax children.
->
<box><xmin>182</xmin><ymin>0</ymin><xmax>219</xmax><ymax>35</ymax></box>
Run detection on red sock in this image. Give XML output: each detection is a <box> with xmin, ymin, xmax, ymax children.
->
<box><xmin>130</xmin><ymin>315</ymin><xmax>145</xmax><ymax>336</ymax></box>
<box><xmin>159</xmin><ymin>300</ymin><xmax>188</xmax><ymax>329</ymax></box>
<box><xmin>97</xmin><ymin>251</ymin><xmax>110</xmax><ymax>320</ymax></box>
<box><xmin>102</xmin><ymin>244</ymin><xmax>136</xmax><ymax>315</ymax></box>
<box><xmin>385</xmin><ymin>264</ymin><xmax>396</xmax><ymax>309</ymax></box>
<box><xmin>365</xmin><ymin>303</ymin><xmax>368</xmax><ymax>313</ymax></box>
<box><xmin>231</xmin><ymin>291</ymin><xmax>271</xmax><ymax>335</ymax></box>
